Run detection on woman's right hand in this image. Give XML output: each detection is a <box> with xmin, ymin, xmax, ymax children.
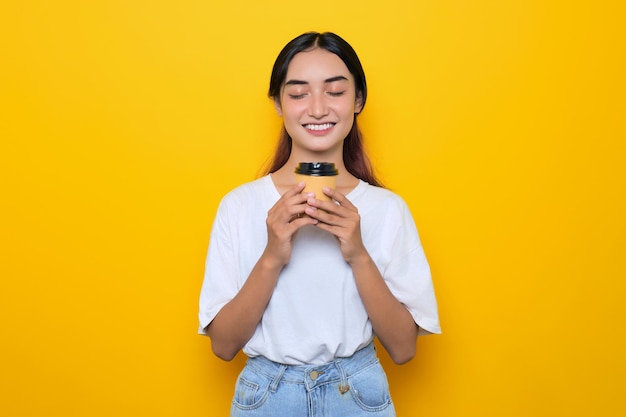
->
<box><xmin>264</xmin><ymin>181</ymin><xmax>318</xmax><ymax>268</ymax></box>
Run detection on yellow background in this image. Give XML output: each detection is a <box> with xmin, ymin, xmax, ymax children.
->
<box><xmin>2</xmin><ymin>1</ymin><xmax>624</xmax><ymax>416</ymax></box>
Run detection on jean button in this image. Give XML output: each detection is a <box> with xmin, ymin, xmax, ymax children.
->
<box><xmin>310</xmin><ymin>370</ymin><xmax>320</xmax><ymax>380</ymax></box>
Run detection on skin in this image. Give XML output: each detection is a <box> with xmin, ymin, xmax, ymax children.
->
<box><xmin>207</xmin><ymin>48</ymin><xmax>418</xmax><ymax>364</ymax></box>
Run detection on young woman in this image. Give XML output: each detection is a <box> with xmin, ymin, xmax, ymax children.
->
<box><xmin>199</xmin><ymin>32</ymin><xmax>440</xmax><ymax>417</ymax></box>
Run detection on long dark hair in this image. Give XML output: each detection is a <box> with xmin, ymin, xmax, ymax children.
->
<box><xmin>264</xmin><ymin>32</ymin><xmax>383</xmax><ymax>187</ymax></box>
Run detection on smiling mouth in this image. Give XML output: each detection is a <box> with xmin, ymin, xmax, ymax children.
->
<box><xmin>303</xmin><ymin>123</ymin><xmax>335</xmax><ymax>131</ymax></box>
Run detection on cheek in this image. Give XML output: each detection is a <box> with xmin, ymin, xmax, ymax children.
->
<box><xmin>281</xmin><ymin>102</ymin><xmax>306</xmax><ymax>120</ymax></box>
<box><xmin>337</xmin><ymin>100</ymin><xmax>356</xmax><ymax>117</ymax></box>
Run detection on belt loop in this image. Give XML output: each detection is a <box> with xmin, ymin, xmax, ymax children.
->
<box><xmin>335</xmin><ymin>360</ymin><xmax>350</xmax><ymax>395</ymax></box>
<box><xmin>270</xmin><ymin>364</ymin><xmax>287</xmax><ymax>393</ymax></box>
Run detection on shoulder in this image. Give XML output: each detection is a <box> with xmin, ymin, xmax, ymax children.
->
<box><xmin>357</xmin><ymin>182</ymin><xmax>411</xmax><ymax>213</ymax></box>
<box><xmin>356</xmin><ymin>182</ymin><xmax>419</xmax><ymax>233</ymax></box>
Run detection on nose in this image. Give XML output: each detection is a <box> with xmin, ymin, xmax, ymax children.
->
<box><xmin>308</xmin><ymin>92</ymin><xmax>329</xmax><ymax>119</ymax></box>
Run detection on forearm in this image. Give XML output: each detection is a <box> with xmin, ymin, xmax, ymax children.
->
<box><xmin>350</xmin><ymin>253</ymin><xmax>418</xmax><ymax>364</ymax></box>
<box><xmin>207</xmin><ymin>252</ymin><xmax>283</xmax><ymax>361</ymax></box>
<box><xmin>205</xmin><ymin>182</ymin><xmax>318</xmax><ymax>360</ymax></box>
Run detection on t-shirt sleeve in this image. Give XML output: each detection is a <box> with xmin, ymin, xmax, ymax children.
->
<box><xmin>197</xmin><ymin>197</ymin><xmax>241</xmax><ymax>335</ymax></box>
<box><xmin>383</xmin><ymin>201</ymin><xmax>441</xmax><ymax>336</ymax></box>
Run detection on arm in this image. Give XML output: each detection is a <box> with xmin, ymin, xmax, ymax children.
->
<box><xmin>206</xmin><ymin>251</ymin><xmax>282</xmax><ymax>361</ymax></box>
<box><xmin>305</xmin><ymin>189</ymin><xmax>418</xmax><ymax>364</ymax></box>
<box><xmin>348</xmin><ymin>253</ymin><xmax>418</xmax><ymax>364</ymax></box>
<box><xmin>207</xmin><ymin>183</ymin><xmax>317</xmax><ymax>361</ymax></box>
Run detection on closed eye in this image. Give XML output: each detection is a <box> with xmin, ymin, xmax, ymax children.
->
<box><xmin>328</xmin><ymin>91</ymin><xmax>346</xmax><ymax>97</ymax></box>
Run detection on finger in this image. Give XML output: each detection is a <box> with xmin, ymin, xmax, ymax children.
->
<box><xmin>304</xmin><ymin>204</ymin><xmax>344</xmax><ymax>226</ymax></box>
<box><xmin>289</xmin><ymin>214</ymin><xmax>319</xmax><ymax>227</ymax></box>
<box><xmin>281</xmin><ymin>181</ymin><xmax>307</xmax><ymax>199</ymax></box>
<box><xmin>278</xmin><ymin>199</ymin><xmax>313</xmax><ymax>226</ymax></box>
<box><xmin>287</xmin><ymin>210</ymin><xmax>308</xmax><ymax>223</ymax></box>
<box><xmin>284</xmin><ymin>194</ymin><xmax>317</xmax><ymax>223</ymax></box>
<box><xmin>307</xmin><ymin>196</ymin><xmax>354</xmax><ymax>218</ymax></box>
<box><xmin>278</xmin><ymin>181</ymin><xmax>308</xmax><ymax>202</ymax></box>
<box><xmin>322</xmin><ymin>187</ymin><xmax>357</xmax><ymax>211</ymax></box>
<box><xmin>286</xmin><ymin>184</ymin><xmax>317</xmax><ymax>208</ymax></box>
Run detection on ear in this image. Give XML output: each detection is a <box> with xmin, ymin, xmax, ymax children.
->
<box><xmin>273</xmin><ymin>98</ymin><xmax>283</xmax><ymax>116</ymax></box>
<box><xmin>354</xmin><ymin>93</ymin><xmax>364</xmax><ymax>114</ymax></box>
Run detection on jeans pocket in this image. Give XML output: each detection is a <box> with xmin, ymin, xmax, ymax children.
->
<box><xmin>348</xmin><ymin>361</ymin><xmax>393</xmax><ymax>412</ymax></box>
<box><xmin>232</xmin><ymin>367</ymin><xmax>271</xmax><ymax>410</ymax></box>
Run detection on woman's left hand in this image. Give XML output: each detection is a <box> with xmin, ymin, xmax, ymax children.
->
<box><xmin>304</xmin><ymin>187</ymin><xmax>366</xmax><ymax>264</ymax></box>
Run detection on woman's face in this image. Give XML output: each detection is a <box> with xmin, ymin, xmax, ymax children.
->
<box><xmin>275</xmin><ymin>48</ymin><xmax>363</xmax><ymax>156</ymax></box>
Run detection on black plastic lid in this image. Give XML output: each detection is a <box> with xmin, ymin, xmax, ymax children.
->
<box><xmin>294</xmin><ymin>162</ymin><xmax>338</xmax><ymax>176</ymax></box>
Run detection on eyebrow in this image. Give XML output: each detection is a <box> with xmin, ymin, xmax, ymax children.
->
<box><xmin>284</xmin><ymin>75</ymin><xmax>349</xmax><ymax>86</ymax></box>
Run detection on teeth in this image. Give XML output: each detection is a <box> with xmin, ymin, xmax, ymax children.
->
<box><xmin>304</xmin><ymin>123</ymin><xmax>334</xmax><ymax>131</ymax></box>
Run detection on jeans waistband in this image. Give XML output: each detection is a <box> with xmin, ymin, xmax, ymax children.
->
<box><xmin>245</xmin><ymin>343</ymin><xmax>378</xmax><ymax>392</ymax></box>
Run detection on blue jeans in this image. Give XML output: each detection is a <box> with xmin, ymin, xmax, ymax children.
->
<box><xmin>230</xmin><ymin>343</ymin><xmax>395</xmax><ymax>416</ymax></box>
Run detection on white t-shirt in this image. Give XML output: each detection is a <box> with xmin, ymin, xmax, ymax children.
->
<box><xmin>198</xmin><ymin>175</ymin><xmax>440</xmax><ymax>365</ymax></box>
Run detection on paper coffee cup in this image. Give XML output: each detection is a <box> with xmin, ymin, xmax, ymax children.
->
<box><xmin>294</xmin><ymin>162</ymin><xmax>338</xmax><ymax>202</ymax></box>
